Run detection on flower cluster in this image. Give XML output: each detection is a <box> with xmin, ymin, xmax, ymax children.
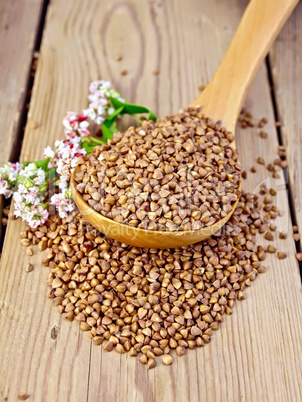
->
<box><xmin>63</xmin><ymin>112</ymin><xmax>90</xmax><ymax>139</ymax></box>
<box><xmin>44</xmin><ymin>117</ymin><xmax>88</xmax><ymax>218</ymax></box>
<box><xmin>44</xmin><ymin>137</ymin><xmax>86</xmax><ymax>185</ymax></box>
<box><xmin>0</xmin><ymin>162</ymin><xmax>22</xmax><ymax>198</ymax></box>
<box><xmin>84</xmin><ymin>80</ymin><xmax>124</xmax><ymax>124</ymax></box>
<box><xmin>50</xmin><ymin>186</ymin><xmax>74</xmax><ymax>219</ymax></box>
<box><xmin>13</xmin><ymin>163</ymin><xmax>49</xmax><ymax>228</ymax></box>
<box><xmin>0</xmin><ymin>80</ymin><xmax>154</xmax><ymax>228</ymax></box>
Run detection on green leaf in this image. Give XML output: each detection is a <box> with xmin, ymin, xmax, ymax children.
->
<box><xmin>34</xmin><ymin>157</ymin><xmax>51</xmax><ymax>171</ymax></box>
<box><xmin>110</xmin><ymin>120</ymin><xmax>118</xmax><ymax>133</ymax></box>
<box><xmin>101</xmin><ymin>106</ymin><xmax>124</xmax><ymax>141</ymax></box>
<box><xmin>46</xmin><ymin>167</ymin><xmax>57</xmax><ymax>179</ymax></box>
<box><xmin>147</xmin><ymin>110</ymin><xmax>157</xmax><ymax>121</ymax></box>
<box><xmin>110</xmin><ymin>96</ymin><xmax>147</xmax><ymax>114</ymax></box>
<box><xmin>81</xmin><ymin>140</ymin><xmax>95</xmax><ymax>154</ymax></box>
<box><xmin>101</xmin><ymin>124</ymin><xmax>113</xmax><ymax>142</ymax></box>
<box><xmin>106</xmin><ymin>106</ymin><xmax>124</xmax><ymax>122</ymax></box>
<box><xmin>22</xmin><ymin>158</ymin><xmax>52</xmax><ymax>171</ymax></box>
<box><xmin>109</xmin><ymin>96</ymin><xmax>157</xmax><ymax>121</ymax></box>
<box><xmin>39</xmin><ymin>183</ymin><xmax>48</xmax><ymax>192</ymax></box>
<box><xmin>102</xmin><ymin>119</ymin><xmax>118</xmax><ymax>142</ymax></box>
<box><xmin>110</xmin><ymin>96</ymin><xmax>126</xmax><ymax>110</ymax></box>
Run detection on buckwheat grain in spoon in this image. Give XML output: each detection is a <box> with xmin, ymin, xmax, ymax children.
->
<box><xmin>71</xmin><ymin>0</ymin><xmax>299</xmax><ymax>248</ymax></box>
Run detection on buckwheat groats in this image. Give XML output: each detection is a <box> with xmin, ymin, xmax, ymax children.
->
<box><xmin>21</xmin><ymin>190</ymin><xmax>286</xmax><ymax>368</ymax></box>
<box><xmin>75</xmin><ymin>107</ymin><xmax>241</xmax><ymax>232</ymax></box>
<box><xmin>18</xmin><ymin>105</ymin><xmax>295</xmax><ymax>369</ymax></box>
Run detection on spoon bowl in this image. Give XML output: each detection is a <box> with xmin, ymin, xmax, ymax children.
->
<box><xmin>71</xmin><ymin>166</ymin><xmax>241</xmax><ymax>248</ymax></box>
<box><xmin>71</xmin><ymin>0</ymin><xmax>298</xmax><ymax>248</ymax></box>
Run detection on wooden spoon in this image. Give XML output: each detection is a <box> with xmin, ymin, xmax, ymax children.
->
<box><xmin>71</xmin><ymin>0</ymin><xmax>298</xmax><ymax>248</ymax></box>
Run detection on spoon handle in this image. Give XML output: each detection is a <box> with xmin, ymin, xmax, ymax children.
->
<box><xmin>191</xmin><ymin>0</ymin><xmax>299</xmax><ymax>131</ymax></box>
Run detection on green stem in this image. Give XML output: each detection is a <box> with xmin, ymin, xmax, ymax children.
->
<box><xmin>131</xmin><ymin>115</ymin><xmax>143</xmax><ymax>124</ymax></box>
<box><xmin>87</xmin><ymin>135</ymin><xmax>104</xmax><ymax>145</ymax></box>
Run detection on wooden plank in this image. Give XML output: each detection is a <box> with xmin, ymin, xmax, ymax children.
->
<box><xmin>0</xmin><ymin>0</ymin><xmax>45</xmax><ymax>165</ymax></box>
<box><xmin>0</xmin><ymin>0</ymin><xmax>301</xmax><ymax>401</ymax></box>
<box><xmin>269</xmin><ymin>2</ymin><xmax>302</xmax><ymax>248</ymax></box>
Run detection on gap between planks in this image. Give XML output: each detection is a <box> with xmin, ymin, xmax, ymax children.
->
<box><xmin>265</xmin><ymin>56</ymin><xmax>302</xmax><ymax>278</ymax></box>
<box><xmin>0</xmin><ymin>0</ymin><xmax>50</xmax><ymax>252</ymax></box>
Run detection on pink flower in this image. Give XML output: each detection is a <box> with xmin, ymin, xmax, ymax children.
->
<box><xmin>83</xmin><ymin>80</ymin><xmax>124</xmax><ymax>125</ymax></box>
<box><xmin>51</xmin><ymin>186</ymin><xmax>74</xmax><ymax>218</ymax></box>
<box><xmin>12</xmin><ymin>164</ymin><xmax>49</xmax><ymax>228</ymax></box>
<box><xmin>44</xmin><ymin>136</ymin><xmax>86</xmax><ymax>184</ymax></box>
<box><xmin>63</xmin><ymin>112</ymin><xmax>90</xmax><ymax>139</ymax></box>
<box><xmin>0</xmin><ymin>162</ymin><xmax>23</xmax><ymax>198</ymax></box>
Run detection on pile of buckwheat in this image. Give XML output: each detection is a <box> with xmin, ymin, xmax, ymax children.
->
<box><xmin>74</xmin><ymin>107</ymin><xmax>241</xmax><ymax>232</ymax></box>
<box><xmin>17</xmin><ymin>105</ymin><xmax>299</xmax><ymax>369</ymax></box>
<box><xmin>20</xmin><ymin>186</ymin><xmax>290</xmax><ymax>369</ymax></box>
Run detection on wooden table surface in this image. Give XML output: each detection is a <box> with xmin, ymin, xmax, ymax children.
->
<box><xmin>0</xmin><ymin>1</ymin><xmax>302</xmax><ymax>401</ymax></box>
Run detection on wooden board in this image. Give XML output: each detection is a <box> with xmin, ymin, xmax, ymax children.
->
<box><xmin>0</xmin><ymin>0</ymin><xmax>45</xmax><ymax>243</ymax></box>
<box><xmin>269</xmin><ymin>2</ymin><xmax>302</xmax><ymax>247</ymax></box>
<box><xmin>0</xmin><ymin>1</ymin><xmax>301</xmax><ymax>401</ymax></box>
<box><xmin>0</xmin><ymin>0</ymin><xmax>45</xmax><ymax>165</ymax></box>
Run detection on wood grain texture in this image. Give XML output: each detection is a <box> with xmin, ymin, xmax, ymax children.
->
<box><xmin>191</xmin><ymin>0</ymin><xmax>299</xmax><ymax>130</ymax></box>
<box><xmin>0</xmin><ymin>1</ymin><xmax>301</xmax><ymax>401</ymax></box>
<box><xmin>269</xmin><ymin>2</ymin><xmax>302</xmax><ymax>248</ymax></box>
<box><xmin>0</xmin><ymin>0</ymin><xmax>45</xmax><ymax>165</ymax></box>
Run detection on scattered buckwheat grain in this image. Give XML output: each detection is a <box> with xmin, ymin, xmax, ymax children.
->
<box><xmin>20</xmin><ymin>189</ymin><xmax>286</xmax><ymax>368</ymax></box>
